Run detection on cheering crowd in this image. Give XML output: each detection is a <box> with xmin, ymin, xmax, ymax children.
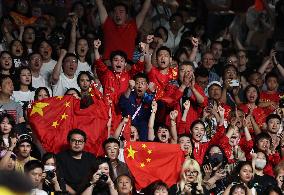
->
<box><xmin>1</xmin><ymin>0</ymin><xmax>284</xmax><ymax>194</ymax></box>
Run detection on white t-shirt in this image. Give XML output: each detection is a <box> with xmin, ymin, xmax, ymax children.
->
<box><xmin>40</xmin><ymin>59</ymin><xmax>57</xmax><ymax>84</ymax></box>
<box><xmin>76</xmin><ymin>60</ymin><xmax>92</xmax><ymax>75</ymax></box>
<box><xmin>32</xmin><ymin>75</ymin><xmax>52</xmax><ymax>95</ymax></box>
<box><xmin>32</xmin><ymin>75</ymin><xmax>47</xmax><ymax>89</ymax></box>
<box><xmin>31</xmin><ymin>189</ymin><xmax>48</xmax><ymax>195</ymax></box>
<box><xmin>52</xmin><ymin>73</ymin><xmax>80</xmax><ymax>96</ymax></box>
<box><xmin>12</xmin><ymin>90</ymin><xmax>35</xmax><ymax>106</ymax></box>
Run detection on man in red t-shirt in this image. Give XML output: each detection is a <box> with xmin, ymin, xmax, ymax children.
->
<box><xmin>95</xmin><ymin>0</ymin><xmax>151</xmax><ymax>60</ymax></box>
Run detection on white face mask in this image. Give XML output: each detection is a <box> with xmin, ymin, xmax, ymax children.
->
<box><xmin>44</xmin><ymin>165</ymin><xmax>55</xmax><ymax>172</ymax></box>
<box><xmin>255</xmin><ymin>159</ymin><xmax>266</xmax><ymax>169</ymax></box>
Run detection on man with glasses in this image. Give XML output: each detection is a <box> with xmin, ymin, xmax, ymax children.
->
<box><xmin>51</xmin><ymin>49</ymin><xmax>80</xmax><ymax>96</ymax></box>
<box><xmin>56</xmin><ymin>129</ymin><xmax>97</xmax><ymax>194</ymax></box>
<box><xmin>200</xmin><ymin>52</ymin><xmax>220</xmax><ymax>83</ymax></box>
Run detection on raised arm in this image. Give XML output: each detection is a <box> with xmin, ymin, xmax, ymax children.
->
<box><xmin>68</xmin><ymin>15</ymin><xmax>78</xmax><ymax>53</ymax></box>
<box><xmin>188</xmin><ymin>74</ymin><xmax>204</xmax><ymax>104</ymax></box>
<box><xmin>124</xmin><ymin>80</ymin><xmax>135</xmax><ymax>99</ymax></box>
<box><xmin>148</xmin><ymin>100</ymin><xmax>157</xmax><ymax>141</ymax></box>
<box><xmin>142</xmin><ymin>35</ymin><xmax>154</xmax><ymax>73</ymax></box>
<box><xmin>95</xmin><ymin>0</ymin><xmax>108</xmax><ymax>24</ymax></box>
<box><xmin>51</xmin><ymin>49</ymin><xmax>67</xmax><ymax>85</ymax></box>
<box><xmin>113</xmin><ymin>117</ymin><xmax>129</xmax><ymax>139</ymax></box>
<box><xmin>93</xmin><ymin>39</ymin><xmax>101</xmax><ymax>60</ymax></box>
<box><xmin>181</xmin><ymin>100</ymin><xmax>190</xmax><ymax>122</ymax></box>
<box><xmin>169</xmin><ymin>110</ymin><xmax>178</xmax><ymax>144</ymax></box>
<box><xmin>136</xmin><ymin>0</ymin><xmax>151</xmax><ymax>29</ymax></box>
<box><xmin>189</xmin><ymin>37</ymin><xmax>199</xmax><ymax>62</ymax></box>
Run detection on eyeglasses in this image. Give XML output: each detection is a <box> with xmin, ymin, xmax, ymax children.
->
<box><xmin>70</xmin><ymin>139</ymin><xmax>85</xmax><ymax>144</ymax></box>
<box><xmin>185</xmin><ymin>170</ymin><xmax>199</xmax><ymax>176</ymax></box>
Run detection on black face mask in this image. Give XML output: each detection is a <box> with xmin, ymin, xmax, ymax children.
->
<box><xmin>209</xmin><ymin>153</ymin><xmax>223</xmax><ymax>168</ymax></box>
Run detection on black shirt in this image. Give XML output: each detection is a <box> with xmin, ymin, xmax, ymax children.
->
<box><xmin>251</xmin><ymin>174</ymin><xmax>278</xmax><ymax>195</ymax></box>
<box><xmin>56</xmin><ymin>150</ymin><xmax>97</xmax><ymax>192</ymax></box>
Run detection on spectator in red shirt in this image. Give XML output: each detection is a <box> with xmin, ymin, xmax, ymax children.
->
<box><xmin>259</xmin><ymin>72</ymin><xmax>281</xmax><ymax>115</ymax></box>
<box><xmin>95</xmin><ymin>0</ymin><xmax>151</xmax><ymax>60</ymax></box>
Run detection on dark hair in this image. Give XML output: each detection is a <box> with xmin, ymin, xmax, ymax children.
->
<box><xmin>110</xmin><ymin>50</ymin><xmax>128</xmax><ymax>62</ymax></box>
<box><xmin>77</xmin><ymin>71</ymin><xmax>94</xmax><ymax>87</ymax></box>
<box><xmin>75</xmin><ymin>37</ymin><xmax>92</xmax><ymax>65</ymax></box>
<box><xmin>63</xmin><ymin>53</ymin><xmax>78</xmax><ymax>63</ymax></box>
<box><xmin>210</xmin><ymin>41</ymin><xmax>223</xmax><ymax>49</ymax></box>
<box><xmin>0</xmin><ymin>113</ymin><xmax>16</xmax><ymax>148</ymax></box>
<box><xmin>0</xmin><ymin>51</ymin><xmax>15</xmax><ymax>75</ymax></box>
<box><xmin>202</xmin><ymin>145</ymin><xmax>228</xmax><ymax>172</ymax></box>
<box><xmin>169</xmin><ymin>13</ymin><xmax>183</xmax><ymax>23</ymax></box>
<box><xmin>34</xmin><ymin>87</ymin><xmax>50</xmax><ymax>100</ymax></box>
<box><xmin>190</xmin><ymin>120</ymin><xmax>205</xmax><ymax>131</ymax></box>
<box><xmin>134</xmin><ymin>72</ymin><xmax>149</xmax><ymax>83</ymax></box>
<box><xmin>103</xmin><ymin>137</ymin><xmax>120</xmax><ymax>149</ymax></box>
<box><xmin>24</xmin><ymin>160</ymin><xmax>43</xmax><ymax>173</ymax></box>
<box><xmin>67</xmin><ymin>129</ymin><xmax>87</xmax><ymax>142</ymax></box>
<box><xmin>195</xmin><ymin>67</ymin><xmax>209</xmax><ymax>78</ymax></box>
<box><xmin>13</xmin><ymin>0</ymin><xmax>32</xmax><ymax>17</ymax></box>
<box><xmin>27</xmin><ymin>52</ymin><xmax>42</xmax><ymax>61</ymax></box>
<box><xmin>222</xmin><ymin>64</ymin><xmax>239</xmax><ymax>80</ymax></box>
<box><xmin>265</xmin><ymin>72</ymin><xmax>279</xmax><ymax>83</ymax></box>
<box><xmin>112</xmin><ymin>2</ymin><xmax>129</xmax><ymax>14</ymax></box>
<box><xmin>228</xmin><ymin>161</ymin><xmax>253</xmax><ymax>184</ymax></box>
<box><xmin>255</xmin><ymin>132</ymin><xmax>272</xmax><ymax>146</ymax></box>
<box><xmin>0</xmin><ymin>74</ymin><xmax>13</xmax><ymax>86</ymax></box>
<box><xmin>265</xmin><ymin>186</ymin><xmax>283</xmax><ymax>195</ymax></box>
<box><xmin>148</xmin><ymin>180</ymin><xmax>169</xmax><ymax>195</ymax></box>
<box><xmin>229</xmin><ymin>183</ymin><xmax>248</xmax><ymax>195</ymax></box>
<box><xmin>9</xmin><ymin>39</ymin><xmax>28</xmax><ymax>58</ymax></box>
<box><xmin>65</xmin><ymin>88</ymin><xmax>81</xmax><ymax>98</ymax></box>
<box><xmin>174</xmin><ymin>47</ymin><xmax>189</xmax><ymax>63</ymax></box>
<box><xmin>156</xmin><ymin>46</ymin><xmax>171</xmax><ymax>57</ymax></box>
<box><xmin>14</xmin><ymin>66</ymin><xmax>34</xmax><ymax>91</ymax></box>
<box><xmin>243</xmin><ymin>84</ymin><xmax>260</xmax><ymax>105</ymax></box>
<box><xmin>179</xmin><ymin>61</ymin><xmax>195</xmax><ymax>68</ymax></box>
<box><xmin>41</xmin><ymin>152</ymin><xmax>56</xmax><ymax>165</ymax></box>
<box><xmin>33</xmin><ymin>39</ymin><xmax>55</xmax><ymax>59</ymax></box>
<box><xmin>266</xmin><ymin>113</ymin><xmax>281</xmax><ymax>124</ymax></box>
<box><xmin>154</xmin><ymin>26</ymin><xmax>168</xmax><ymax>41</ymax></box>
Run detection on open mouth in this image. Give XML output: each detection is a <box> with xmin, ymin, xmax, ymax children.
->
<box><xmin>137</xmin><ymin>89</ymin><xmax>142</xmax><ymax>93</ymax></box>
<box><xmin>130</xmin><ymin>133</ymin><xmax>135</xmax><ymax>139</ymax></box>
<box><xmin>161</xmin><ymin>134</ymin><xmax>167</xmax><ymax>140</ymax></box>
<box><xmin>116</xmin><ymin>65</ymin><xmax>122</xmax><ymax>69</ymax></box>
<box><xmin>43</xmin><ymin>51</ymin><xmax>49</xmax><ymax>56</ymax></box>
<box><xmin>16</xmin><ymin>49</ymin><xmax>21</xmax><ymax>53</ymax></box>
<box><xmin>80</xmin><ymin>48</ymin><xmax>85</xmax><ymax>53</ymax></box>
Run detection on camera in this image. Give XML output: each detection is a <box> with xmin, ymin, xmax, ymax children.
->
<box><xmin>98</xmin><ymin>174</ymin><xmax>108</xmax><ymax>184</ymax></box>
<box><xmin>45</xmin><ymin>170</ymin><xmax>55</xmax><ymax>181</ymax></box>
<box><xmin>229</xmin><ymin>80</ymin><xmax>240</xmax><ymax>87</ymax></box>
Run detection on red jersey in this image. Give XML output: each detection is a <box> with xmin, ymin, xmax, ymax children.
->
<box><xmin>147</xmin><ymin>66</ymin><xmax>178</xmax><ymax>99</ymax></box>
<box><xmin>94</xmin><ymin>59</ymin><xmax>144</xmax><ymax>104</ymax></box>
<box><xmin>260</xmin><ymin>91</ymin><xmax>280</xmax><ymax>115</ymax></box>
<box><xmin>103</xmin><ymin>17</ymin><xmax>138</xmax><ymax>60</ymax></box>
<box><xmin>238</xmin><ymin>104</ymin><xmax>266</xmax><ymax>129</ymax></box>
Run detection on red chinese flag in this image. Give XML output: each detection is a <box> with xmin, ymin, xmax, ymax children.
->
<box><xmin>73</xmin><ymin>88</ymin><xmax>109</xmax><ymax>156</ymax></box>
<box><xmin>28</xmin><ymin>96</ymin><xmax>75</xmax><ymax>153</ymax></box>
<box><xmin>124</xmin><ymin>142</ymin><xmax>184</xmax><ymax>190</ymax></box>
<box><xmin>28</xmin><ymin>92</ymin><xmax>110</xmax><ymax>155</ymax></box>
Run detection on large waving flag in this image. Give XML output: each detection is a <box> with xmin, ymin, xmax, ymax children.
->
<box><xmin>124</xmin><ymin>142</ymin><xmax>184</xmax><ymax>190</ymax></box>
<box><xmin>28</xmin><ymin>93</ymin><xmax>109</xmax><ymax>155</ymax></box>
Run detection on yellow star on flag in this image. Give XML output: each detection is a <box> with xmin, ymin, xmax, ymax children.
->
<box><xmin>52</xmin><ymin>121</ymin><xmax>59</xmax><ymax>128</ymax></box>
<box><xmin>64</xmin><ymin>101</ymin><xmax>70</xmax><ymax>107</ymax></box>
<box><xmin>140</xmin><ymin>162</ymin><xmax>145</xmax><ymax>168</ymax></box>
<box><xmin>147</xmin><ymin>149</ymin><xmax>152</xmax><ymax>154</ymax></box>
<box><xmin>56</xmin><ymin>96</ymin><xmax>63</xmax><ymax>100</ymax></box>
<box><xmin>142</xmin><ymin>144</ymin><xmax>147</xmax><ymax>149</ymax></box>
<box><xmin>30</xmin><ymin>102</ymin><xmax>49</xmax><ymax>116</ymax></box>
<box><xmin>146</xmin><ymin>158</ymin><xmax>151</xmax><ymax>163</ymax></box>
<box><xmin>127</xmin><ymin>145</ymin><xmax>137</xmax><ymax>159</ymax></box>
<box><xmin>61</xmin><ymin>113</ymin><xmax>68</xmax><ymax>120</ymax></box>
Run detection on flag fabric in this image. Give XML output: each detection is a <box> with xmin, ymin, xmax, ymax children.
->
<box><xmin>124</xmin><ymin>142</ymin><xmax>184</xmax><ymax>190</ymax></box>
<box><xmin>10</xmin><ymin>11</ymin><xmax>37</xmax><ymax>26</ymax></box>
<box><xmin>28</xmin><ymin>93</ymin><xmax>109</xmax><ymax>156</ymax></box>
